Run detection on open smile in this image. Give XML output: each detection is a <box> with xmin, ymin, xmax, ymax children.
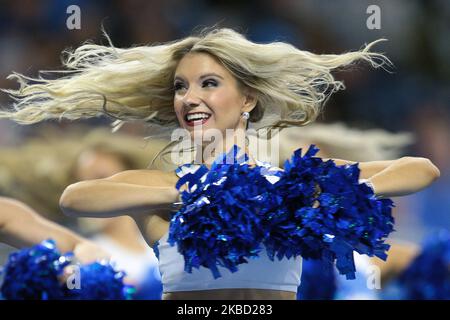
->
<box><xmin>184</xmin><ymin>112</ymin><xmax>212</xmax><ymax>127</ymax></box>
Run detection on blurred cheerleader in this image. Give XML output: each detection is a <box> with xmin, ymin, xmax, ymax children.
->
<box><xmin>73</xmin><ymin>137</ymin><xmax>165</xmax><ymax>299</ymax></box>
<box><xmin>0</xmin><ymin>27</ymin><xmax>440</xmax><ymax>300</ymax></box>
<box><xmin>0</xmin><ymin>127</ymin><xmax>167</xmax><ymax>298</ymax></box>
<box><xmin>0</xmin><ymin>126</ymin><xmax>169</xmax><ymax>221</ymax></box>
<box><xmin>0</xmin><ymin>197</ymin><xmax>139</xmax><ymax>300</ymax></box>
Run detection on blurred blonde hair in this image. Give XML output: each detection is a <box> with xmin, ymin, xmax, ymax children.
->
<box><xmin>277</xmin><ymin>122</ymin><xmax>415</xmax><ymax>163</ymax></box>
<box><xmin>152</xmin><ymin>121</ymin><xmax>415</xmax><ymax>169</ymax></box>
<box><xmin>0</xmin><ymin>27</ymin><xmax>391</xmax><ymax>135</ymax></box>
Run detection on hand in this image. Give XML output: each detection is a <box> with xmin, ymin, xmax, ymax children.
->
<box><xmin>171</xmin><ymin>191</ymin><xmax>183</xmax><ymax>212</ymax></box>
<box><xmin>73</xmin><ymin>240</ymin><xmax>111</xmax><ymax>264</ymax></box>
<box><xmin>58</xmin><ymin>241</ymin><xmax>111</xmax><ymax>285</ymax></box>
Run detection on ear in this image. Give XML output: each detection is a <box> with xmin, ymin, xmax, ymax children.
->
<box><xmin>242</xmin><ymin>88</ymin><xmax>258</xmax><ymax>113</ymax></box>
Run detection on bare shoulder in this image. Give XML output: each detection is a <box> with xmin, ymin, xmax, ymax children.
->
<box><xmin>104</xmin><ymin>169</ymin><xmax>179</xmax><ymax>187</ymax></box>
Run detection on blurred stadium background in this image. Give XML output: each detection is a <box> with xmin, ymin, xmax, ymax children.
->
<box><xmin>0</xmin><ymin>0</ymin><xmax>448</xmax><ymax>299</ymax></box>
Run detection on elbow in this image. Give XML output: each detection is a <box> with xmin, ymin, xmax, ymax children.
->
<box><xmin>403</xmin><ymin>156</ymin><xmax>441</xmax><ymax>181</ymax></box>
<box><xmin>59</xmin><ymin>182</ymin><xmax>88</xmax><ymax>217</ymax></box>
<box><xmin>425</xmin><ymin>158</ymin><xmax>441</xmax><ymax>180</ymax></box>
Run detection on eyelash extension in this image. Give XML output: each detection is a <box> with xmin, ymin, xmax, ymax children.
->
<box><xmin>173</xmin><ymin>82</ymin><xmax>185</xmax><ymax>91</ymax></box>
<box><xmin>202</xmin><ymin>79</ymin><xmax>218</xmax><ymax>87</ymax></box>
<box><xmin>173</xmin><ymin>79</ymin><xmax>218</xmax><ymax>91</ymax></box>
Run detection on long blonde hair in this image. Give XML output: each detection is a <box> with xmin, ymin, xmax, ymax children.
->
<box><xmin>0</xmin><ymin>27</ymin><xmax>392</xmax><ymax>133</ymax></box>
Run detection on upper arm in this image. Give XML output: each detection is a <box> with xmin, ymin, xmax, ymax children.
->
<box><xmin>322</xmin><ymin>158</ymin><xmax>397</xmax><ymax>180</ymax></box>
<box><xmin>104</xmin><ymin>169</ymin><xmax>178</xmax><ymax>188</ymax></box>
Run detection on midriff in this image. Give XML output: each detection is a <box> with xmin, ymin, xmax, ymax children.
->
<box><xmin>163</xmin><ymin>288</ymin><xmax>296</xmax><ymax>300</ymax></box>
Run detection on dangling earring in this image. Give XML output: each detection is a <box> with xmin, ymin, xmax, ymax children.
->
<box><xmin>241</xmin><ymin>111</ymin><xmax>250</xmax><ymax>120</ymax></box>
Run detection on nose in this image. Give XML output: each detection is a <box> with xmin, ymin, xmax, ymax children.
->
<box><xmin>181</xmin><ymin>87</ymin><xmax>202</xmax><ymax>108</ymax></box>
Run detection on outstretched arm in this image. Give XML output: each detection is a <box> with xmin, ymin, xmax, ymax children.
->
<box><xmin>0</xmin><ymin>197</ymin><xmax>110</xmax><ymax>263</ymax></box>
<box><xmin>324</xmin><ymin>157</ymin><xmax>440</xmax><ymax>198</ymax></box>
<box><xmin>59</xmin><ymin>169</ymin><xmax>180</xmax><ymax>218</ymax></box>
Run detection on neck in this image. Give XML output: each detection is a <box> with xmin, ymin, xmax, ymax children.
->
<box><xmin>196</xmin><ymin>128</ymin><xmax>254</xmax><ymax>166</ymax></box>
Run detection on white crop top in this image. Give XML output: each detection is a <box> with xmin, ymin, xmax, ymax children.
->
<box><xmin>153</xmin><ymin>161</ymin><xmax>302</xmax><ymax>293</ymax></box>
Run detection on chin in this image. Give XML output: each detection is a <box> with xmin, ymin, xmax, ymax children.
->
<box><xmin>188</xmin><ymin>127</ymin><xmax>227</xmax><ymax>146</ymax></box>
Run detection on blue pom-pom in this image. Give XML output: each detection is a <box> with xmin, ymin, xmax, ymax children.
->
<box><xmin>297</xmin><ymin>259</ymin><xmax>337</xmax><ymax>300</ymax></box>
<box><xmin>0</xmin><ymin>239</ymin><xmax>71</xmax><ymax>300</ymax></box>
<box><xmin>168</xmin><ymin>144</ymin><xmax>395</xmax><ymax>280</ymax></box>
<box><xmin>64</xmin><ymin>261</ymin><xmax>136</xmax><ymax>300</ymax></box>
<box><xmin>266</xmin><ymin>145</ymin><xmax>395</xmax><ymax>279</ymax></box>
<box><xmin>169</xmin><ymin>145</ymin><xmax>280</xmax><ymax>278</ymax></box>
<box><xmin>389</xmin><ymin>230</ymin><xmax>450</xmax><ymax>300</ymax></box>
<box><xmin>0</xmin><ymin>240</ymin><xmax>136</xmax><ymax>300</ymax></box>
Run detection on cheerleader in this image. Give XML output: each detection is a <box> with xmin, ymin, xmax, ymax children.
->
<box><xmin>0</xmin><ymin>128</ymin><xmax>166</xmax><ymax>298</ymax></box>
<box><xmin>0</xmin><ymin>28</ymin><xmax>440</xmax><ymax>300</ymax></box>
<box><xmin>0</xmin><ymin>126</ymin><xmax>170</xmax><ymax>221</ymax></box>
<box><xmin>0</xmin><ymin>196</ymin><xmax>138</xmax><ymax>300</ymax></box>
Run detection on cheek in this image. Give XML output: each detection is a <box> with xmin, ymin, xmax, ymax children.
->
<box><xmin>208</xmin><ymin>89</ymin><xmax>243</xmax><ymax>118</ymax></box>
<box><xmin>173</xmin><ymin>99</ymin><xmax>184</xmax><ymax>120</ymax></box>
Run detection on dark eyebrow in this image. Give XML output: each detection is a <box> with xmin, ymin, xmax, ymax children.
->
<box><xmin>174</xmin><ymin>73</ymin><xmax>224</xmax><ymax>82</ymax></box>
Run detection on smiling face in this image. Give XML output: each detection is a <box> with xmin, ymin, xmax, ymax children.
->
<box><xmin>173</xmin><ymin>52</ymin><xmax>255</xmax><ymax>143</ymax></box>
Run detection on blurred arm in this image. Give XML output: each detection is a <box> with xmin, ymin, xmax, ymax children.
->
<box><xmin>0</xmin><ymin>197</ymin><xmax>110</xmax><ymax>263</ymax></box>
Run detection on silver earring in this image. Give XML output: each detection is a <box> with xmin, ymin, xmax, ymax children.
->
<box><xmin>242</xmin><ymin>112</ymin><xmax>250</xmax><ymax>120</ymax></box>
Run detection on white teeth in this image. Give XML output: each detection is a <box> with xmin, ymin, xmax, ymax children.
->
<box><xmin>186</xmin><ymin>113</ymin><xmax>211</xmax><ymax>121</ymax></box>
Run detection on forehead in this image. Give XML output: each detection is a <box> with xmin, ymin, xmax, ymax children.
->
<box><xmin>175</xmin><ymin>52</ymin><xmax>230</xmax><ymax>78</ymax></box>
